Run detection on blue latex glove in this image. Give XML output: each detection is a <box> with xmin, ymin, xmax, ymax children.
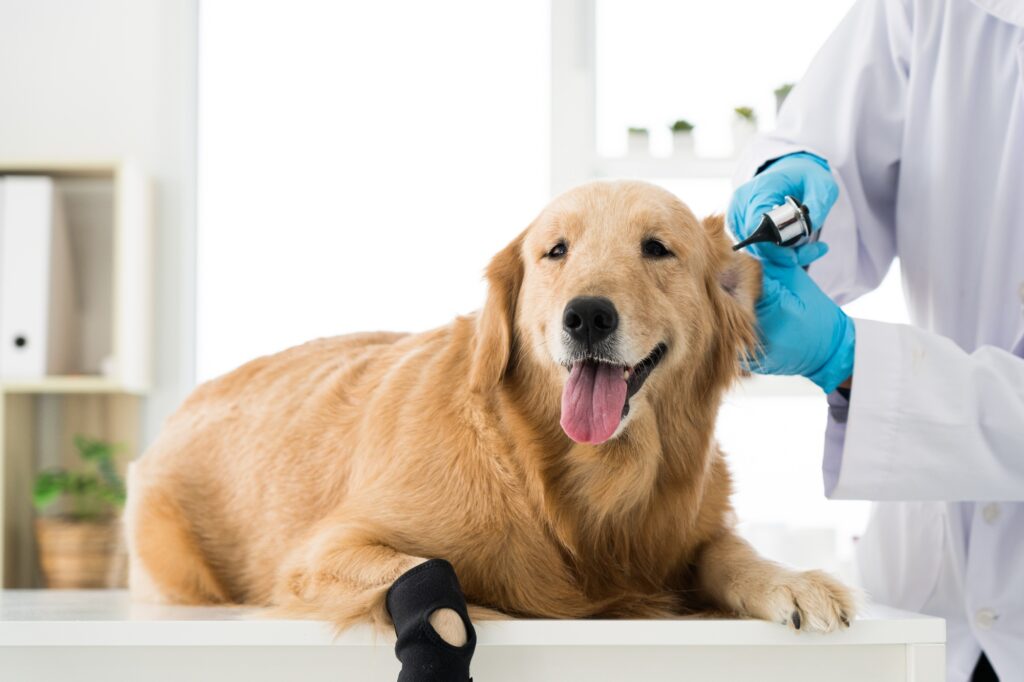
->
<box><xmin>750</xmin><ymin>252</ymin><xmax>855</xmax><ymax>393</ymax></box>
<box><xmin>728</xmin><ymin>152</ymin><xmax>839</xmax><ymax>266</ymax></box>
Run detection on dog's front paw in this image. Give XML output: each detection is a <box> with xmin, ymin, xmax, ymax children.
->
<box><xmin>755</xmin><ymin>569</ymin><xmax>855</xmax><ymax>633</ymax></box>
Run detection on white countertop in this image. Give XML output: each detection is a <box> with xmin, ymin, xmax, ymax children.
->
<box><xmin>0</xmin><ymin>590</ymin><xmax>944</xmax><ymax>648</ymax></box>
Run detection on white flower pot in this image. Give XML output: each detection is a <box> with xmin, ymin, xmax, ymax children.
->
<box><xmin>671</xmin><ymin>131</ymin><xmax>695</xmax><ymax>158</ymax></box>
<box><xmin>627</xmin><ymin>130</ymin><xmax>650</xmax><ymax>157</ymax></box>
<box><xmin>731</xmin><ymin>119</ymin><xmax>758</xmax><ymax>155</ymax></box>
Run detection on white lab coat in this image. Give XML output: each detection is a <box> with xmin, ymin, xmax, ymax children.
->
<box><xmin>734</xmin><ymin>0</ymin><xmax>1024</xmax><ymax>679</ymax></box>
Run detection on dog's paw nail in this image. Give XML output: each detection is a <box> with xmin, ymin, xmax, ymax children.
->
<box><xmin>791</xmin><ymin>610</ymin><xmax>802</xmax><ymax>630</ymax></box>
<box><xmin>840</xmin><ymin>612</ymin><xmax>850</xmax><ymax>627</ymax></box>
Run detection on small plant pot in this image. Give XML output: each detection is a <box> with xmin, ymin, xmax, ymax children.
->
<box><xmin>672</xmin><ymin>131</ymin><xmax>695</xmax><ymax>158</ymax></box>
<box><xmin>35</xmin><ymin>517</ymin><xmax>127</xmax><ymax>588</ymax></box>
<box><xmin>731</xmin><ymin>119</ymin><xmax>758</xmax><ymax>155</ymax></box>
<box><xmin>627</xmin><ymin>130</ymin><xmax>650</xmax><ymax>157</ymax></box>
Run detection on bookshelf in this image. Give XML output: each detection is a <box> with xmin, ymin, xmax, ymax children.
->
<box><xmin>0</xmin><ymin>160</ymin><xmax>152</xmax><ymax>587</ymax></box>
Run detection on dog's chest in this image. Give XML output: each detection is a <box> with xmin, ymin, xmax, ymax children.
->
<box><xmin>458</xmin><ymin>513</ymin><xmax>695</xmax><ymax>619</ymax></box>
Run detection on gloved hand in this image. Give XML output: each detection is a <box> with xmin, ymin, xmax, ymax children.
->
<box><xmin>728</xmin><ymin>152</ymin><xmax>839</xmax><ymax>266</ymax></box>
<box><xmin>749</xmin><ymin>251</ymin><xmax>855</xmax><ymax>393</ymax></box>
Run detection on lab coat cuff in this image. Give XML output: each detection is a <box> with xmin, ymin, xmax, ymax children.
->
<box><xmin>822</xmin><ymin>391</ymin><xmax>850</xmax><ymax>497</ymax></box>
<box><xmin>825</xmin><ymin>319</ymin><xmax>903</xmax><ymax>499</ymax></box>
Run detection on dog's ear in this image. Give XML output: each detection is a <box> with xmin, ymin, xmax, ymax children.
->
<box><xmin>703</xmin><ymin>215</ymin><xmax>761</xmax><ymax>353</ymax></box>
<box><xmin>469</xmin><ymin>231</ymin><xmax>526</xmax><ymax>393</ymax></box>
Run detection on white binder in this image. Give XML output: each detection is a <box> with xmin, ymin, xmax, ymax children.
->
<box><xmin>0</xmin><ymin>176</ymin><xmax>76</xmax><ymax>379</ymax></box>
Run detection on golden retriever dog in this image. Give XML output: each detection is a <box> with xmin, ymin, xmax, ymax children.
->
<box><xmin>127</xmin><ymin>180</ymin><xmax>853</xmax><ymax>650</ymax></box>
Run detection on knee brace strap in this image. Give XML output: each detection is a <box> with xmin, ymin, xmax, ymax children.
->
<box><xmin>386</xmin><ymin>558</ymin><xmax>476</xmax><ymax>682</ymax></box>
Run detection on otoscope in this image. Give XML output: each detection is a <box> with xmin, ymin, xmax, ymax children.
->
<box><xmin>732</xmin><ymin>196</ymin><xmax>814</xmax><ymax>251</ymax></box>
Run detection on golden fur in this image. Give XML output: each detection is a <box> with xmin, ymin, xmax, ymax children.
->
<box><xmin>127</xmin><ymin>181</ymin><xmax>854</xmax><ymax>634</ymax></box>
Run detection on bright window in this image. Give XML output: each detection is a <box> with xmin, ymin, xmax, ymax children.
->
<box><xmin>198</xmin><ymin>1</ymin><xmax>549</xmax><ymax>381</ymax></box>
<box><xmin>594</xmin><ymin>0</ymin><xmax>855</xmax><ymax>158</ymax></box>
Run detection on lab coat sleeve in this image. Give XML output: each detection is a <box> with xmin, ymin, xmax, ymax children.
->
<box><xmin>733</xmin><ymin>0</ymin><xmax>913</xmax><ymax>305</ymax></box>
<box><xmin>825</xmin><ymin>319</ymin><xmax>1024</xmax><ymax>501</ymax></box>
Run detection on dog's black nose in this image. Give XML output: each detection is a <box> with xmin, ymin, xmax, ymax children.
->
<box><xmin>563</xmin><ymin>296</ymin><xmax>619</xmax><ymax>348</ymax></box>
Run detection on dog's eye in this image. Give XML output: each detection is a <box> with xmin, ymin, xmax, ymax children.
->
<box><xmin>642</xmin><ymin>238</ymin><xmax>672</xmax><ymax>259</ymax></box>
<box><xmin>545</xmin><ymin>241</ymin><xmax>567</xmax><ymax>259</ymax></box>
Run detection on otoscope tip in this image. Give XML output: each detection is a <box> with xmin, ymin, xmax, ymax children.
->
<box><xmin>731</xmin><ymin>238</ymin><xmax>752</xmax><ymax>252</ymax></box>
<box><xmin>732</xmin><ymin>217</ymin><xmax>776</xmax><ymax>252</ymax></box>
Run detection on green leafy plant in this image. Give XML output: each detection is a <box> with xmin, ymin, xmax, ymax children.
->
<box><xmin>734</xmin><ymin>106</ymin><xmax>757</xmax><ymax>123</ymax></box>
<box><xmin>774</xmin><ymin>83</ymin><xmax>795</xmax><ymax>100</ymax></box>
<box><xmin>669</xmin><ymin>119</ymin><xmax>695</xmax><ymax>133</ymax></box>
<box><xmin>627</xmin><ymin>126</ymin><xmax>649</xmax><ymax>135</ymax></box>
<box><xmin>33</xmin><ymin>436</ymin><xmax>126</xmax><ymax>521</ymax></box>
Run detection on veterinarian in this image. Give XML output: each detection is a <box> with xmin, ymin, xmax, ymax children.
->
<box><xmin>728</xmin><ymin>1</ymin><xmax>1024</xmax><ymax>680</ymax></box>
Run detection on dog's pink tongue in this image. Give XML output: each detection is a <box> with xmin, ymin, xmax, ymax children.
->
<box><xmin>560</xmin><ymin>362</ymin><xmax>628</xmax><ymax>444</ymax></box>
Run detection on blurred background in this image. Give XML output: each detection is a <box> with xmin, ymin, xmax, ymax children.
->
<box><xmin>0</xmin><ymin>0</ymin><xmax>907</xmax><ymax>591</ymax></box>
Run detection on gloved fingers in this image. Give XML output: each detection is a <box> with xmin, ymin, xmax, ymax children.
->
<box><xmin>759</xmin><ymin>260</ymin><xmax>804</xmax><ymax>289</ymax></box>
<box><xmin>726</xmin><ymin>183</ymin><xmax>757</xmax><ymax>240</ymax></box>
<box><xmin>759</xmin><ymin>263</ymin><xmax>820</xmax><ymax>330</ymax></box>
<box><xmin>797</xmin><ymin>172</ymin><xmax>839</xmax><ymax>233</ymax></box>
<box><xmin>794</xmin><ymin>242</ymin><xmax>829</xmax><ymax>267</ymax></box>
<box><xmin>762</xmin><ymin>261</ymin><xmax>823</xmax><ymax>300</ymax></box>
<box><xmin>740</xmin><ymin>192</ymin><xmax>785</xmax><ymax>239</ymax></box>
<box><xmin>754</xmin><ymin>266</ymin><xmax>806</xmax><ymax>331</ymax></box>
<box><xmin>746</xmin><ymin>272</ymin><xmax>805</xmax><ymax>376</ymax></box>
<box><xmin>750</xmin><ymin>241</ymin><xmax>800</xmax><ymax>265</ymax></box>
<box><xmin>755</xmin><ymin>265</ymin><xmax>786</xmax><ymax>306</ymax></box>
<box><xmin>728</xmin><ymin>175</ymin><xmax>786</xmax><ymax>240</ymax></box>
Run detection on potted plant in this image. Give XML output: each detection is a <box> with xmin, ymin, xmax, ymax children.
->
<box><xmin>774</xmin><ymin>83</ymin><xmax>795</xmax><ymax>113</ymax></box>
<box><xmin>669</xmin><ymin>119</ymin><xmax>695</xmax><ymax>157</ymax></box>
<box><xmin>626</xmin><ymin>126</ymin><xmax>650</xmax><ymax>156</ymax></box>
<box><xmin>33</xmin><ymin>435</ymin><xmax>128</xmax><ymax>588</ymax></box>
<box><xmin>732</xmin><ymin>106</ymin><xmax>758</xmax><ymax>154</ymax></box>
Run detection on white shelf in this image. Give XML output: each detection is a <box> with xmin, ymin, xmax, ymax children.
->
<box><xmin>593</xmin><ymin>156</ymin><xmax>739</xmax><ymax>180</ymax></box>
<box><xmin>1</xmin><ymin>376</ymin><xmax>145</xmax><ymax>395</ymax></box>
<box><xmin>0</xmin><ymin>160</ymin><xmax>125</xmax><ymax>177</ymax></box>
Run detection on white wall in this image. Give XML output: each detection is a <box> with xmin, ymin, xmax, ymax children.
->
<box><xmin>0</xmin><ymin>0</ymin><xmax>198</xmax><ymax>444</ymax></box>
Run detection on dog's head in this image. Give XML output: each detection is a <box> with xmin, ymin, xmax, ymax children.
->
<box><xmin>471</xmin><ymin>180</ymin><xmax>760</xmax><ymax>445</ymax></box>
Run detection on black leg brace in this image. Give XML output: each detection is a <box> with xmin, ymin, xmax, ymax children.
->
<box><xmin>386</xmin><ymin>559</ymin><xmax>476</xmax><ymax>682</ymax></box>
